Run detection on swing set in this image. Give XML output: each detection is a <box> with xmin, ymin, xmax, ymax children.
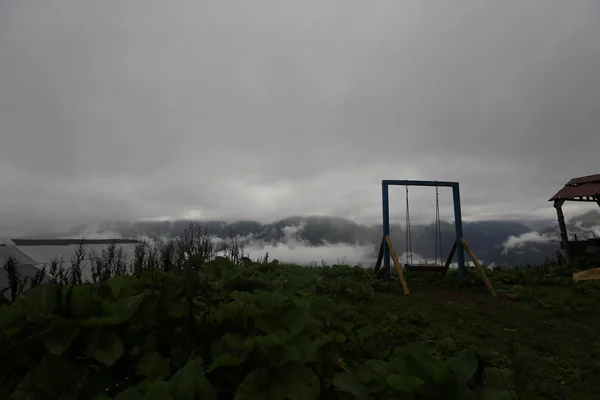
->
<box><xmin>373</xmin><ymin>180</ymin><xmax>496</xmax><ymax>296</ymax></box>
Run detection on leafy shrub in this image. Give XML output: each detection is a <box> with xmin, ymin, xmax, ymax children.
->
<box><xmin>0</xmin><ymin>260</ymin><xmax>514</xmax><ymax>399</ymax></box>
<box><xmin>333</xmin><ymin>344</ymin><xmax>514</xmax><ymax>399</ymax></box>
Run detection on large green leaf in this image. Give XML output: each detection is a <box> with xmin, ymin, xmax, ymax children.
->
<box><xmin>144</xmin><ymin>381</ymin><xmax>173</xmax><ymax>400</ymax></box>
<box><xmin>394</xmin><ymin>343</ymin><xmax>433</xmax><ymax>365</ymax></box>
<box><xmin>113</xmin><ymin>388</ymin><xmax>145</xmax><ymax>400</ymax></box>
<box><xmin>210</xmin><ymin>302</ymin><xmax>243</xmax><ymax>324</ymax></box>
<box><xmin>104</xmin><ymin>275</ymin><xmax>138</xmax><ymax>299</ymax></box>
<box><xmin>113</xmin><ymin>294</ymin><xmax>145</xmax><ymax>323</ymax></box>
<box><xmin>104</xmin><ymin>277</ymin><xmax>125</xmax><ymax>298</ymax></box>
<box><xmin>333</xmin><ymin>371</ymin><xmax>370</xmax><ymax>400</ymax></box>
<box><xmin>257</xmin><ymin>332</ymin><xmax>286</xmax><ymax>348</ymax></box>
<box><xmin>353</xmin><ymin>365</ymin><xmax>377</xmax><ymax>385</ymax></box>
<box><xmin>78</xmin><ymin>315</ymin><xmax>121</xmax><ymax>328</ymax></box>
<box><xmin>282</xmin><ymin>304</ymin><xmax>314</xmax><ymax>333</ymax></box>
<box><xmin>427</xmin><ymin>361</ymin><xmax>452</xmax><ymax>384</ymax></box>
<box><xmin>170</xmin><ymin>345</ymin><xmax>189</xmax><ymax>369</ymax></box>
<box><xmin>485</xmin><ymin>368</ymin><xmax>514</xmax><ymax>390</ymax></box>
<box><xmin>1</xmin><ymin>326</ymin><xmax>20</xmax><ymax>341</ymax></box>
<box><xmin>263</xmin><ymin>344</ymin><xmax>301</xmax><ymax>366</ymax></box>
<box><xmin>251</xmin><ymin>291</ymin><xmax>288</xmax><ymax>310</ymax></box>
<box><xmin>270</xmin><ymin>364</ymin><xmax>320</xmax><ymax>400</ymax></box>
<box><xmin>20</xmin><ymin>283</ymin><xmax>60</xmax><ymax>323</ymax></box>
<box><xmin>0</xmin><ymin>303</ymin><xmax>25</xmax><ymax>333</ymax></box>
<box><xmin>85</xmin><ymin>330</ymin><xmax>124</xmax><ymax>366</ymax></box>
<box><xmin>357</xmin><ymin>325</ymin><xmax>378</xmax><ymax>339</ymax></box>
<box><xmin>209</xmin><ymin>334</ymin><xmax>254</xmax><ymax>372</ymax></box>
<box><xmin>365</xmin><ymin>360</ymin><xmax>396</xmax><ymax>377</ymax></box>
<box><xmin>222</xmin><ymin>333</ymin><xmax>250</xmax><ymax>350</ymax></box>
<box><xmin>253</xmin><ymin>300</ymin><xmax>312</xmax><ymax>334</ymax></box>
<box><xmin>168</xmin><ymin>358</ymin><xmax>213</xmax><ymax>400</ymax></box>
<box><xmin>78</xmin><ymin>294</ymin><xmax>144</xmax><ymax>327</ymax></box>
<box><xmin>448</xmin><ymin>349</ymin><xmax>479</xmax><ymax>381</ymax></box>
<box><xmin>10</xmin><ymin>355</ymin><xmax>79</xmax><ymax>400</ymax></box>
<box><xmin>229</xmin><ymin>290</ymin><xmax>255</xmax><ymax>306</ymax></box>
<box><xmin>69</xmin><ymin>284</ymin><xmax>104</xmax><ymax>318</ymax></box>
<box><xmin>92</xmin><ymin>395</ymin><xmax>112</xmax><ymax>400</ymax></box>
<box><xmin>167</xmin><ymin>302</ymin><xmax>187</xmax><ymax>319</ymax></box>
<box><xmin>481</xmin><ymin>389</ymin><xmax>515</xmax><ymax>400</ymax></box>
<box><xmin>208</xmin><ymin>352</ymin><xmax>248</xmax><ymax>371</ymax></box>
<box><xmin>234</xmin><ymin>368</ymin><xmax>271</xmax><ymax>400</ymax></box>
<box><xmin>393</xmin><ymin>345</ymin><xmax>453</xmax><ymax>386</ymax></box>
<box><xmin>42</xmin><ymin>317</ymin><xmax>80</xmax><ymax>355</ymax></box>
<box><xmin>385</xmin><ymin>374</ymin><xmax>424</xmax><ymax>393</ymax></box>
<box><xmin>135</xmin><ymin>352</ymin><xmax>171</xmax><ymax>380</ymax></box>
<box><xmin>288</xmin><ymin>335</ymin><xmax>322</xmax><ymax>364</ymax></box>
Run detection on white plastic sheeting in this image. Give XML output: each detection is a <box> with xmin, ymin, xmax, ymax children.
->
<box><xmin>0</xmin><ymin>239</ymin><xmax>140</xmax><ymax>299</ymax></box>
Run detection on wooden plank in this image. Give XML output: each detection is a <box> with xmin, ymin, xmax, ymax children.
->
<box><xmin>573</xmin><ymin>268</ymin><xmax>600</xmax><ymax>281</ymax></box>
<box><xmin>459</xmin><ymin>238</ymin><xmax>497</xmax><ymax>297</ymax></box>
<box><xmin>441</xmin><ymin>240</ymin><xmax>457</xmax><ymax>278</ymax></box>
<box><xmin>385</xmin><ymin>235</ymin><xmax>410</xmax><ymax>295</ymax></box>
<box><xmin>405</xmin><ymin>264</ymin><xmax>446</xmax><ymax>272</ymax></box>
<box><xmin>373</xmin><ymin>238</ymin><xmax>384</xmax><ymax>275</ymax></box>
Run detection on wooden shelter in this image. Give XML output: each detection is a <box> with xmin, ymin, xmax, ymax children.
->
<box><xmin>549</xmin><ymin>174</ymin><xmax>600</xmax><ymax>260</ymax></box>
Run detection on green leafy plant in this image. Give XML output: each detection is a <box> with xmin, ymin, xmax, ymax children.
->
<box><xmin>5</xmin><ymin>251</ymin><xmax>599</xmax><ymax>399</ymax></box>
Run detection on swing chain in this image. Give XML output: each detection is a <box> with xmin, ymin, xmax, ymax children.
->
<box><xmin>434</xmin><ymin>185</ymin><xmax>443</xmax><ymax>265</ymax></box>
<box><xmin>405</xmin><ymin>186</ymin><xmax>413</xmax><ymax>266</ymax></box>
<box><xmin>406</xmin><ymin>184</ymin><xmax>443</xmax><ymax>267</ymax></box>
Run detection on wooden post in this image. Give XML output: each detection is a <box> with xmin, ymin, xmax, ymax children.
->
<box><xmin>385</xmin><ymin>235</ymin><xmax>410</xmax><ymax>295</ymax></box>
<box><xmin>373</xmin><ymin>238</ymin><xmax>384</xmax><ymax>275</ymax></box>
<box><xmin>553</xmin><ymin>199</ymin><xmax>571</xmax><ymax>260</ymax></box>
<box><xmin>441</xmin><ymin>240</ymin><xmax>457</xmax><ymax>278</ymax></box>
<box><xmin>459</xmin><ymin>238</ymin><xmax>497</xmax><ymax>297</ymax></box>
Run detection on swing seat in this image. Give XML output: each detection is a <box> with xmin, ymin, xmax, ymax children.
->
<box><xmin>405</xmin><ymin>263</ymin><xmax>447</xmax><ymax>272</ymax></box>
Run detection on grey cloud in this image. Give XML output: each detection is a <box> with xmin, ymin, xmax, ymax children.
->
<box><xmin>0</xmin><ymin>0</ymin><xmax>599</xmax><ymax>235</ymax></box>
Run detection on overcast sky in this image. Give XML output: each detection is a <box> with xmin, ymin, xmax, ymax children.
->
<box><xmin>1</xmin><ymin>0</ymin><xmax>599</xmax><ymax>236</ymax></box>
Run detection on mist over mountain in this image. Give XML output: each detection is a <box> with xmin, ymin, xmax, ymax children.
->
<box><xmin>519</xmin><ymin>219</ymin><xmax>556</xmax><ymax>231</ymax></box>
<box><xmin>22</xmin><ymin>209</ymin><xmax>599</xmax><ymax>267</ymax></box>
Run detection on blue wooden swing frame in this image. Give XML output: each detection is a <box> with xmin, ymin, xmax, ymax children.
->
<box><xmin>380</xmin><ymin>180</ymin><xmax>466</xmax><ymax>279</ymax></box>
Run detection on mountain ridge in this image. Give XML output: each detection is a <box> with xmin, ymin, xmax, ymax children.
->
<box><xmin>14</xmin><ymin>209</ymin><xmax>600</xmax><ymax>267</ymax></box>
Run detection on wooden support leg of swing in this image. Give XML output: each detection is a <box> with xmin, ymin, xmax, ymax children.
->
<box><xmin>373</xmin><ymin>238</ymin><xmax>384</xmax><ymax>275</ymax></box>
<box><xmin>440</xmin><ymin>240</ymin><xmax>457</xmax><ymax>278</ymax></box>
<box><xmin>459</xmin><ymin>238</ymin><xmax>497</xmax><ymax>297</ymax></box>
<box><xmin>385</xmin><ymin>235</ymin><xmax>410</xmax><ymax>295</ymax></box>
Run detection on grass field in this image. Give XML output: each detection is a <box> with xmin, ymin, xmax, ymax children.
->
<box><xmin>1</xmin><ymin>251</ymin><xmax>599</xmax><ymax>399</ymax></box>
<box><xmin>375</xmin><ymin>267</ymin><xmax>600</xmax><ymax>399</ymax></box>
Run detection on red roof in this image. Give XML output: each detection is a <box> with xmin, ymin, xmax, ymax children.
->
<box><xmin>549</xmin><ymin>174</ymin><xmax>600</xmax><ymax>201</ymax></box>
<box><xmin>565</xmin><ymin>173</ymin><xmax>600</xmax><ymax>185</ymax></box>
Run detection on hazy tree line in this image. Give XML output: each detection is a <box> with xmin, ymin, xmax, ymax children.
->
<box><xmin>0</xmin><ymin>222</ymin><xmax>270</xmax><ymax>304</ymax></box>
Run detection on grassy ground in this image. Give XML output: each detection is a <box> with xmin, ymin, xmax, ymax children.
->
<box><xmin>369</xmin><ymin>267</ymin><xmax>600</xmax><ymax>399</ymax></box>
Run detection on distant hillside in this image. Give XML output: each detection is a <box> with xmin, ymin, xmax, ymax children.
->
<box><xmin>520</xmin><ymin>219</ymin><xmax>555</xmax><ymax>230</ymax></box>
<box><xmin>539</xmin><ymin>209</ymin><xmax>600</xmax><ymax>239</ymax></box>
<box><xmin>567</xmin><ymin>209</ymin><xmax>600</xmax><ymax>231</ymax></box>
<box><xmin>21</xmin><ymin>210</ymin><xmax>599</xmax><ymax>267</ymax></box>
